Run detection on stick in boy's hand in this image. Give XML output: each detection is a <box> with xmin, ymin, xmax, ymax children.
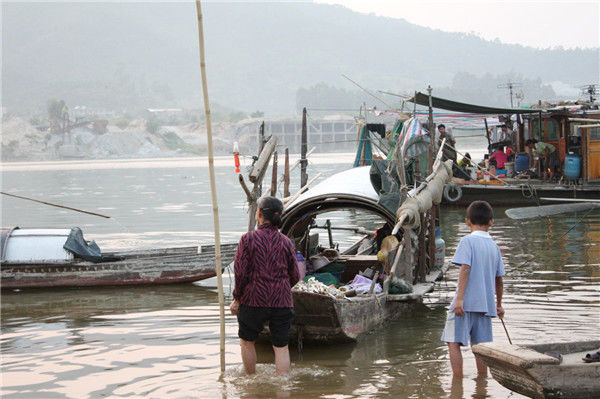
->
<box><xmin>496</xmin><ymin>305</ymin><xmax>505</xmax><ymax>319</ymax></box>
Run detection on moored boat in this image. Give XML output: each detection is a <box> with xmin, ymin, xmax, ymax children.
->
<box><xmin>269</xmin><ymin>151</ymin><xmax>453</xmax><ymax>343</ymax></box>
<box><xmin>472</xmin><ymin>340</ymin><xmax>600</xmax><ymax>399</ymax></box>
<box><xmin>1</xmin><ymin>227</ymin><xmax>237</xmax><ymax>288</ymax></box>
<box><xmin>404</xmin><ymin>94</ymin><xmax>600</xmax><ymax>206</ymax></box>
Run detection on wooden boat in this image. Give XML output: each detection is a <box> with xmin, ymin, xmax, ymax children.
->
<box><xmin>290</xmin><ymin>263</ymin><xmax>449</xmax><ymax>343</ymax></box>
<box><xmin>0</xmin><ymin>228</ymin><xmax>237</xmax><ymax>288</ymax></box>
<box><xmin>473</xmin><ymin>340</ymin><xmax>600</xmax><ymax>399</ymax></box>
<box><xmin>266</xmin><ymin>153</ymin><xmax>454</xmax><ymax>343</ymax></box>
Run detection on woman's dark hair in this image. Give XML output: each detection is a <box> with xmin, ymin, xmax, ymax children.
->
<box><xmin>258</xmin><ymin>196</ymin><xmax>284</xmax><ymax>227</ymax></box>
<box><xmin>465</xmin><ymin>152</ymin><xmax>471</xmax><ymax>160</ymax></box>
<box><xmin>466</xmin><ymin>200</ymin><xmax>494</xmax><ymax>225</ymax></box>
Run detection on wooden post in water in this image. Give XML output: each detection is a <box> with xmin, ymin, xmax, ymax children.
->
<box><xmin>270</xmin><ymin>151</ymin><xmax>278</xmax><ymax>196</ymax></box>
<box><xmin>300</xmin><ymin>107</ymin><xmax>308</xmax><ymax>188</ymax></box>
<box><xmin>284</xmin><ymin>148</ymin><xmax>290</xmax><ymax>198</ymax></box>
<box><xmin>484</xmin><ymin>117</ymin><xmax>491</xmax><ymax>153</ymax></box>
<box><xmin>195</xmin><ymin>0</ymin><xmax>225</xmax><ymax>373</ymax></box>
<box><xmin>259</xmin><ymin>121</ymin><xmax>265</xmax><ymax>156</ymax></box>
<box><xmin>242</xmin><ymin>136</ymin><xmax>277</xmax><ymax>230</ymax></box>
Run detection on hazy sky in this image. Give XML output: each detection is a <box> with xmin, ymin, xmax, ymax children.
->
<box><xmin>316</xmin><ymin>0</ymin><xmax>600</xmax><ymax>49</ymax></box>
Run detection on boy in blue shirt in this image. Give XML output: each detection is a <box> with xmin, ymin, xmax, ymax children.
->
<box><xmin>441</xmin><ymin>200</ymin><xmax>505</xmax><ymax>378</ymax></box>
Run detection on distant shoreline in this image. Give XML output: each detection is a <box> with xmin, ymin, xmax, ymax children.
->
<box><xmin>0</xmin><ymin>152</ymin><xmax>358</xmax><ymax>172</ymax></box>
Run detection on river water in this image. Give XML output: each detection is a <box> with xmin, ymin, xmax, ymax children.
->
<box><xmin>1</xmin><ymin>153</ymin><xmax>599</xmax><ymax>398</ymax></box>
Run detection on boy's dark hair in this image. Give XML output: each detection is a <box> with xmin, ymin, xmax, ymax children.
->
<box><xmin>258</xmin><ymin>196</ymin><xmax>284</xmax><ymax>227</ymax></box>
<box><xmin>525</xmin><ymin>139</ymin><xmax>538</xmax><ymax>147</ymax></box>
<box><xmin>466</xmin><ymin>201</ymin><xmax>494</xmax><ymax>225</ymax></box>
<box><xmin>438</xmin><ymin>124</ymin><xmax>445</xmax><ymax>129</ymax></box>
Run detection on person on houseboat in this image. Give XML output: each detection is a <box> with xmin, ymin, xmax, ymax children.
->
<box><xmin>525</xmin><ymin>139</ymin><xmax>560</xmax><ymax>181</ymax></box>
<box><xmin>438</xmin><ymin>124</ymin><xmax>456</xmax><ymax>148</ymax></box>
<box><xmin>230</xmin><ymin>196</ymin><xmax>300</xmax><ymax>375</ymax></box>
<box><xmin>458</xmin><ymin>153</ymin><xmax>472</xmax><ymax>168</ymax></box>
<box><xmin>489</xmin><ymin>146</ymin><xmax>508</xmax><ymax>169</ymax></box>
<box><xmin>438</xmin><ymin>124</ymin><xmax>463</xmax><ymax>178</ymax></box>
<box><xmin>488</xmin><ymin>125</ymin><xmax>514</xmax><ymax>154</ymax></box>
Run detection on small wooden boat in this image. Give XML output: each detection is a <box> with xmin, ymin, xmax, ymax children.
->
<box><xmin>1</xmin><ymin>228</ymin><xmax>237</xmax><ymax>288</ymax></box>
<box><xmin>472</xmin><ymin>340</ymin><xmax>600</xmax><ymax>399</ymax></box>
<box><xmin>271</xmin><ymin>155</ymin><xmax>453</xmax><ymax>343</ymax></box>
<box><xmin>290</xmin><ymin>263</ymin><xmax>449</xmax><ymax>343</ymax></box>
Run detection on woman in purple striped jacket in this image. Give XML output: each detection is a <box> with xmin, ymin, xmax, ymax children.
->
<box><xmin>230</xmin><ymin>196</ymin><xmax>300</xmax><ymax>375</ymax></box>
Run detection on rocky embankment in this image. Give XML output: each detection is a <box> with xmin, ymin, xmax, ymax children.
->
<box><xmin>1</xmin><ymin>117</ymin><xmax>233</xmax><ymax>161</ymax></box>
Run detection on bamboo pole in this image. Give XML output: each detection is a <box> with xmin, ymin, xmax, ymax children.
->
<box><xmin>427</xmin><ymin>86</ymin><xmax>436</xmax><ymax>285</ymax></box>
<box><xmin>195</xmin><ymin>0</ymin><xmax>226</xmax><ymax>373</ymax></box>
<box><xmin>0</xmin><ymin>192</ymin><xmax>110</xmax><ymax>219</ymax></box>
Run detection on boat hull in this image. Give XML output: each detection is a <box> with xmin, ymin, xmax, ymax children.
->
<box><xmin>473</xmin><ymin>340</ymin><xmax>600</xmax><ymax>399</ymax></box>
<box><xmin>288</xmin><ymin>291</ymin><xmax>416</xmax><ymax>343</ymax></box>
<box><xmin>1</xmin><ymin>244</ymin><xmax>237</xmax><ymax>288</ymax></box>
<box><xmin>444</xmin><ymin>183</ymin><xmax>600</xmax><ymax>207</ymax></box>
<box><xmin>260</xmin><ymin>264</ymin><xmax>450</xmax><ymax>344</ymax></box>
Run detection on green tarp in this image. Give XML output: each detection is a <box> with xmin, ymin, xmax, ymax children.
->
<box><xmin>408</xmin><ymin>92</ymin><xmax>540</xmax><ymax>115</ymax></box>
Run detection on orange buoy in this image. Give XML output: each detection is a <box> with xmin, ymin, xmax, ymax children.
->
<box><xmin>233</xmin><ymin>142</ymin><xmax>240</xmax><ymax>173</ymax></box>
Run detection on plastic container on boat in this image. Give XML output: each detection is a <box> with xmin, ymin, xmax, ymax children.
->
<box><xmin>515</xmin><ymin>153</ymin><xmax>529</xmax><ymax>173</ymax></box>
<box><xmin>470</xmin><ymin>168</ymin><xmax>477</xmax><ymax>180</ymax></box>
<box><xmin>564</xmin><ymin>154</ymin><xmax>581</xmax><ymax>179</ymax></box>
<box><xmin>504</xmin><ymin>162</ymin><xmax>515</xmax><ymax>177</ymax></box>
<box><xmin>434</xmin><ymin>227</ymin><xmax>445</xmax><ymax>270</ymax></box>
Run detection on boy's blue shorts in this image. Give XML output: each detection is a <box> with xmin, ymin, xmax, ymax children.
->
<box><xmin>441</xmin><ymin>310</ymin><xmax>492</xmax><ymax>346</ymax></box>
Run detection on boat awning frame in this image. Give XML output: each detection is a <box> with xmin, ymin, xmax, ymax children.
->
<box><xmin>408</xmin><ymin>92</ymin><xmax>540</xmax><ymax>115</ymax></box>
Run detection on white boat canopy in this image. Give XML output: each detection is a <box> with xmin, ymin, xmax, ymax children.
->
<box><xmin>281</xmin><ymin>167</ymin><xmax>396</xmax><ymax>238</ymax></box>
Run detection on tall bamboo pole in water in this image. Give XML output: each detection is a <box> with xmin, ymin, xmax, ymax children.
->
<box><xmin>195</xmin><ymin>0</ymin><xmax>226</xmax><ymax>373</ymax></box>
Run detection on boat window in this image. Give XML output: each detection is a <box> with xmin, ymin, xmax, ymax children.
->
<box><xmin>591</xmin><ymin>127</ymin><xmax>600</xmax><ymax>141</ymax></box>
<box><xmin>545</xmin><ymin>120</ymin><xmax>559</xmax><ymax>141</ymax></box>
<box><xmin>532</xmin><ymin>120</ymin><xmax>541</xmax><ymax>140</ymax></box>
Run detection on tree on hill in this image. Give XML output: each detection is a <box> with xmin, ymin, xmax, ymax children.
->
<box><xmin>47</xmin><ymin>99</ymin><xmax>70</xmax><ymax>141</ymax></box>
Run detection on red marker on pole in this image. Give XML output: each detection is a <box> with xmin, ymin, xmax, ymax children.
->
<box><xmin>233</xmin><ymin>141</ymin><xmax>240</xmax><ymax>173</ymax></box>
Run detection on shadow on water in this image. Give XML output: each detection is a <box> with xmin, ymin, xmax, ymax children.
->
<box><xmin>1</xmin><ymin>284</ymin><xmax>219</xmax><ymax>326</ymax></box>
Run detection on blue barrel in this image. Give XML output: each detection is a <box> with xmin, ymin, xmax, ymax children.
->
<box><xmin>515</xmin><ymin>153</ymin><xmax>529</xmax><ymax>173</ymax></box>
<box><xmin>564</xmin><ymin>155</ymin><xmax>581</xmax><ymax>179</ymax></box>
